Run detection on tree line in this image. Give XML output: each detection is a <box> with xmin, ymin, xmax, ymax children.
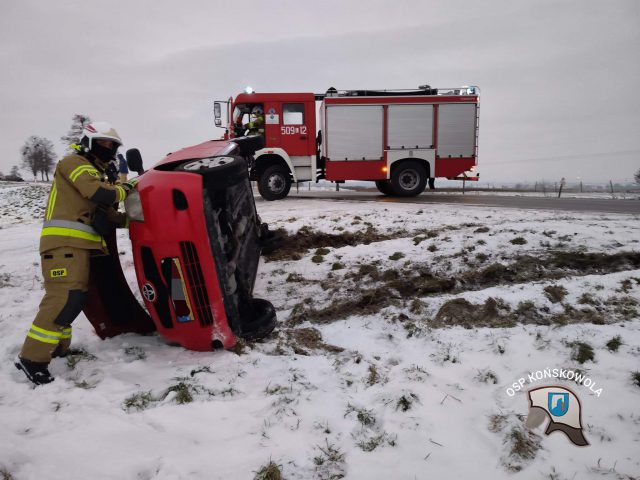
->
<box><xmin>5</xmin><ymin>114</ymin><xmax>91</xmax><ymax>181</ymax></box>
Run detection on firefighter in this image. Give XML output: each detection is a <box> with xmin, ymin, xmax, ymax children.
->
<box><xmin>244</xmin><ymin>105</ymin><xmax>265</xmax><ymax>136</ymax></box>
<box><xmin>15</xmin><ymin>121</ymin><xmax>135</xmax><ymax>386</ymax></box>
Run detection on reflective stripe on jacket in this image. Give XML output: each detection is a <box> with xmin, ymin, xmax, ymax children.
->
<box><xmin>40</xmin><ymin>153</ymin><xmax>127</xmax><ymax>253</ymax></box>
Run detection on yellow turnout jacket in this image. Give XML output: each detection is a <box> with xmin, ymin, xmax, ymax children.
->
<box><xmin>40</xmin><ymin>152</ymin><xmax>128</xmax><ymax>253</ymax></box>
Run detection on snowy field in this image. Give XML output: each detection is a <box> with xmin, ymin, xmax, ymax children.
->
<box><xmin>1</xmin><ymin>181</ymin><xmax>640</xmax><ymax>480</ymax></box>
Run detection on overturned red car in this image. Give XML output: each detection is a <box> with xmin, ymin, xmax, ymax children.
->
<box><xmin>83</xmin><ymin>136</ymin><xmax>277</xmax><ymax>351</ymax></box>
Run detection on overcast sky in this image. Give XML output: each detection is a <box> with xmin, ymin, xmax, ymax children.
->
<box><xmin>1</xmin><ymin>0</ymin><xmax>639</xmax><ymax>183</ymax></box>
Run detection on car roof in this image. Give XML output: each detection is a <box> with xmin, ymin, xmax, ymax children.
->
<box><xmin>156</xmin><ymin>140</ymin><xmax>235</xmax><ymax>166</ymax></box>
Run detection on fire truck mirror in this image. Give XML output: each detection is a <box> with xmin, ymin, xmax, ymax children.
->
<box><xmin>214</xmin><ymin>102</ymin><xmax>221</xmax><ymax>119</ymax></box>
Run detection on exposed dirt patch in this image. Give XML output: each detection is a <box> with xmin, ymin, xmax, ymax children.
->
<box><xmin>432</xmin><ymin>297</ymin><xmax>515</xmax><ymax>328</ymax></box>
<box><xmin>283</xmin><ymin>327</ymin><xmax>345</xmax><ymax>355</ymax></box>
<box><xmin>265</xmin><ymin>226</ymin><xmax>404</xmax><ymax>261</ymax></box>
<box><xmin>287</xmin><ymin>287</ymin><xmax>395</xmax><ymax>326</ymax></box>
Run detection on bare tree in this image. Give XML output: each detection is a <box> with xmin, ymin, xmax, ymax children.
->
<box><xmin>635</xmin><ymin>168</ymin><xmax>640</xmax><ymax>185</ymax></box>
<box><xmin>21</xmin><ymin>136</ymin><xmax>57</xmax><ymax>181</ymax></box>
<box><xmin>61</xmin><ymin>114</ymin><xmax>92</xmax><ymax>151</ymax></box>
<box><xmin>6</xmin><ymin>165</ymin><xmax>23</xmax><ymax>181</ymax></box>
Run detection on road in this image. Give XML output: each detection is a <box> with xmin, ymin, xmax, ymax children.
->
<box><xmin>284</xmin><ymin>190</ymin><xmax>640</xmax><ymax>215</ymax></box>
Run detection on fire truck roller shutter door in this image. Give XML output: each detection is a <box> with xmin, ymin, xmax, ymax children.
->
<box><xmin>437</xmin><ymin>104</ymin><xmax>476</xmax><ymax>158</ymax></box>
<box><xmin>387</xmin><ymin>105</ymin><xmax>434</xmax><ymax>150</ymax></box>
<box><xmin>326</xmin><ymin>105</ymin><xmax>383</xmax><ymax>161</ymax></box>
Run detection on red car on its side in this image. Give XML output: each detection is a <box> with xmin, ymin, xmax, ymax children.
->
<box><xmin>82</xmin><ymin>136</ymin><xmax>277</xmax><ymax>351</ymax></box>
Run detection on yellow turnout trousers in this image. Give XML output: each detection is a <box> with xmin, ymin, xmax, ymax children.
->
<box><xmin>20</xmin><ymin>247</ymin><xmax>91</xmax><ymax>363</ymax></box>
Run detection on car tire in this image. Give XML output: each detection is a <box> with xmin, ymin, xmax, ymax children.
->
<box><xmin>390</xmin><ymin>161</ymin><xmax>427</xmax><ymax>197</ymax></box>
<box><xmin>257</xmin><ymin>164</ymin><xmax>291</xmax><ymax>201</ymax></box>
<box><xmin>375</xmin><ymin>180</ymin><xmax>393</xmax><ymax>195</ymax></box>
<box><xmin>177</xmin><ymin>155</ymin><xmax>248</xmax><ymax>189</ymax></box>
<box><xmin>239</xmin><ymin>298</ymin><xmax>277</xmax><ymax>341</ymax></box>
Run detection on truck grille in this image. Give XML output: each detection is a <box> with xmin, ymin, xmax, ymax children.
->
<box><xmin>179</xmin><ymin>241</ymin><xmax>214</xmax><ymax>327</ymax></box>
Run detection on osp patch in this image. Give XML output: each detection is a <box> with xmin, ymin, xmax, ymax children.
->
<box><xmin>50</xmin><ymin>268</ymin><xmax>68</xmax><ymax>278</ymax></box>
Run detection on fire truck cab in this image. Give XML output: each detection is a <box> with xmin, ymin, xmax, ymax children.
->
<box><xmin>215</xmin><ymin>85</ymin><xmax>479</xmax><ymax>200</ymax></box>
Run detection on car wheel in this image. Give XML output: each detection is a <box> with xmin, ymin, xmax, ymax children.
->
<box><xmin>257</xmin><ymin>165</ymin><xmax>291</xmax><ymax>201</ymax></box>
<box><xmin>178</xmin><ymin>155</ymin><xmax>244</xmax><ymax>174</ymax></box>
<box><xmin>375</xmin><ymin>180</ymin><xmax>393</xmax><ymax>195</ymax></box>
<box><xmin>390</xmin><ymin>161</ymin><xmax>427</xmax><ymax>197</ymax></box>
<box><xmin>178</xmin><ymin>155</ymin><xmax>248</xmax><ymax>189</ymax></box>
<box><xmin>239</xmin><ymin>298</ymin><xmax>277</xmax><ymax>340</ymax></box>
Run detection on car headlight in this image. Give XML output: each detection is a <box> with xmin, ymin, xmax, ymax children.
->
<box><xmin>124</xmin><ymin>189</ymin><xmax>145</xmax><ymax>222</ymax></box>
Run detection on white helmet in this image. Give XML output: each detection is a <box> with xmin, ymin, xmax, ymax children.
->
<box><xmin>80</xmin><ymin>121</ymin><xmax>122</xmax><ymax>151</ymax></box>
<box><xmin>251</xmin><ymin>105</ymin><xmax>263</xmax><ymax>116</ymax></box>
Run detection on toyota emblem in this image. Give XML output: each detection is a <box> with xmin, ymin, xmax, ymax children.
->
<box><xmin>142</xmin><ymin>283</ymin><xmax>156</xmax><ymax>302</ymax></box>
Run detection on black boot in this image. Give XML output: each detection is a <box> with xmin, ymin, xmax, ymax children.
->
<box><xmin>15</xmin><ymin>357</ymin><xmax>54</xmax><ymax>385</ymax></box>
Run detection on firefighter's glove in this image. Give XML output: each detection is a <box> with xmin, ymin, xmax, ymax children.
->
<box><xmin>121</xmin><ymin>178</ymin><xmax>138</xmax><ymax>193</ymax></box>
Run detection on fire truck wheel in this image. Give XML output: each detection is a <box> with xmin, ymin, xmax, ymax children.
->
<box><xmin>390</xmin><ymin>161</ymin><xmax>427</xmax><ymax>197</ymax></box>
<box><xmin>257</xmin><ymin>165</ymin><xmax>291</xmax><ymax>201</ymax></box>
<box><xmin>375</xmin><ymin>180</ymin><xmax>393</xmax><ymax>195</ymax></box>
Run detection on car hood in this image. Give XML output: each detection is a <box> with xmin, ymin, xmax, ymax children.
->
<box><xmin>155</xmin><ymin>140</ymin><xmax>236</xmax><ymax>167</ymax></box>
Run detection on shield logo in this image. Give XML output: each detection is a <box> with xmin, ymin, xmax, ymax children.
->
<box><xmin>548</xmin><ymin>392</ymin><xmax>569</xmax><ymax>417</ymax></box>
<box><xmin>142</xmin><ymin>283</ymin><xmax>156</xmax><ymax>302</ymax></box>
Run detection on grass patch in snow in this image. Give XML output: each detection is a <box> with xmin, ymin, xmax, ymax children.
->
<box><xmin>356</xmin><ymin>432</ymin><xmax>397</xmax><ymax>452</ymax></box>
<box><xmin>504</xmin><ymin>427</ymin><xmax>541</xmax><ymax>472</ymax></box>
<box><xmin>631</xmin><ymin>371</ymin><xmax>640</xmax><ymax>388</ymax></box>
<box><xmin>395</xmin><ymin>393</ymin><xmax>419</xmax><ymax>411</ymax></box>
<box><xmin>605</xmin><ymin>335</ymin><xmax>623</xmax><ymax>352</ymax></box>
<box><xmin>476</xmin><ymin>369</ymin><xmax>499</xmax><ymax>384</ymax></box>
<box><xmin>543</xmin><ymin>284</ymin><xmax>568</xmax><ymax>303</ymax></box>
<box><xmin>313</xmin><ymin>440</ymin><xmax>346</xmax><ymax>479</ymax></box>
<box><xmin>123</xmin><ymin>391</ymin><xmax>154</xmax><ymax>412</ymax></box>
<box><xmin>254</xmin><ymin>460</ymin><xmax>283</xmax><ymax>480</ymax></box>
<box><xmin>389</xmin><ymin>251</ymin><xmax>405</xmax><ymax>261</ymax></box>
<box><xmin>510</xmin><ymin>237</ymin><xmax>527</xmax><ymax>245</ymax></box>
<box><xmin>570</xmin><ymin>341</ymin><xmax>595</xmax><ymax>364</ymax></box>
<box><xmin>65</xmin><ymin>349</ymin><xmax>97</xmax><ymax>370</ymax></box>
<box><xmin>0</xmin><ymin>272</ymin><xmax>12</xmax><ymax>288</ymax></box>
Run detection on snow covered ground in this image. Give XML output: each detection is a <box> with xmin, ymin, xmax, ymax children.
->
<box><xmin>1</xmin><ymin>182</ymin><xmax>639</xmax><ymax>480</ymax></box>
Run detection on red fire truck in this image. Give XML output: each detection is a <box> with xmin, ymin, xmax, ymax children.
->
<box><xmin>214</xmin><ymin>85</ymin><xmax>480</xmax><ymax>200</ymax></box>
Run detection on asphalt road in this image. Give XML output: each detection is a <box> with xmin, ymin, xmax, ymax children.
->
<box><xmin>286</xmin><ymin>190</ymin><xmax>640</xmax><ymax>215</ymax></box>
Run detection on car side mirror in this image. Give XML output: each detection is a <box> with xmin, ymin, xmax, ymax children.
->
<box><xmin>126</xmin><ymin>148</ymin><xmax>145</xmax><ymax>175</ymax></box>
